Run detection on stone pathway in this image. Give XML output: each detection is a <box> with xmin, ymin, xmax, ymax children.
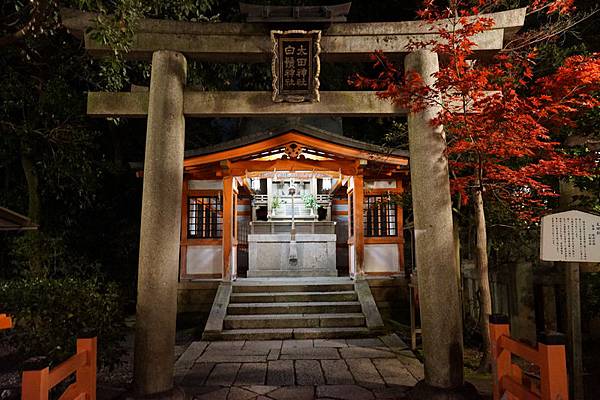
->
<box><xmin>174</xmin><ymin>334</ymin><xmax>423</xmax><ymax>400</ymax></box>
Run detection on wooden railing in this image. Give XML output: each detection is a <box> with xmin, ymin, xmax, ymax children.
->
<box><xmin>489</xmin><ymin>314</ymin><xmax>568</xmax><ymax>400</ymax></box>
<box><xmin>0</xmin><ymin>313</ymin><xmax>12</xmax><ymax>330</ymax></box>
<box><xmin>22</xmin><ymin>335</ymin><xmax>97</xmax><ymax>400</ymax></box>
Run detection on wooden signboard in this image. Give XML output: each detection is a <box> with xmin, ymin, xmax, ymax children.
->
<box><xmin>271</xmin><ymin>30</ymin><xmax>321</xmax><ymax>103</ymax></box>
<box><xmin>540</xmin><ymin>210</ymin><xmax>600</xmax><ymax>262</ymax></box>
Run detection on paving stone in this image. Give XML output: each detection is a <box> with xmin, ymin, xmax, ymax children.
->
<box><xmin>181</xmin><ymin>363</ymin><xmax>215</xmax><ymax>386</ymax></box>
<box><xmin>372</xmin><ymin>385</ymin><xmax>411</xmax><ymax>399</ymax></box>
<box><xmin>205</xmin><ymin>363</ymin><xmax>242</xmax><ymax>387</ymax></box>
<box><xmin>197</xmin><ymin>350</ymin><xmax>268</xmax><ymax>363</ymax></box>
<box><xmin>396</xmin><ymin>354</ymin><xmax>424</xmax><ymax>380</ymax></box>
<box><xmin>379</xmin><ymin>335</ymin><xmax>409</xmax><ymax>351</ymax></box>
<box><xmin>243</xmin><ymin>340</ymin><xmax>283</xmax><ymax>352</ymax></box>
<box><xmin>295</xmin><ymin>360</ymin><xmax>325</xmax><ymax>385</ymax></box>
<box><xmin>227</xmin><ymin>386</ymin><xmax>257</xmax><ymax>400</ymax></box>
<box><xmin>281</xmin><ymin>339</ymin><xmax>313</xmax><ymax>352</ymax></box>
<box><xmin>241</xmin><ymin>386</ymin><xmax>278</xmax><ymax>395</ymax></box>
<box><xmin>208</xmin><ymin>341</ymin><xmax>246</xmax><ymax>351</ymax></box>
<box><xmin>345</xmin><ymin>359</ymin><xmax>385</xmax><ymax>387</ymax></box>
<box><xmin>267</xmin><ymin>348</ymin><xmax>280</xmax><ymax>361</ymax></box>
<box><xmin>180</xmin><ymin>385</ymin><xmax>222</xmax><ymax>397</ymax></box>
<box><xmin>197</xmin><ymin>387</ymin><xmax>230</xmax><ymax>400</ymax></box>
<box><xmin>279</xmin><ymin>347</ymin><xmax>340</xmax><ymax>360</ymax></box>
<box><xmin>372</xmin><ymin>359</ymin><xmax>417</xmax><ymax>386</ymax></box>
<box><xmin>321</xmin><ymin>360</ymin><xmax>355</xmax><ymax>385</ymax></box>
<box><xmin>266</xmin><ymin>360</ymin><xmax>295</xmax><ymax>386</ymax></box>
<box><xmin>316</xmin><ymin>385</ymin><xmax>375</xmax><ymax>400</ymax></box>
<box><xmin>235</xmin><ymin>363</ymin><xmax>267</xmax><ymax>385</ymax></box>
<box><xmin>339</xmin><ymin>347</ymin><xmax>396</xmax><ymax>359</ymax></box>
<box><xmin>314</xmin><ymin>339</ymin><xmax>348</xmax><ymax>348</ymax></box>
<box><xmin>269</xmin><ymin>386</ymin><xmax>315</xmax><ymax>400</ymax></box>
<box><xmin>175</xmin><ymin>341</ymin><xmax>209</xmax><ymax>370</ymax></box>
<box><xmin>345</xmin><ymin>338</ymin><xmax>386</xmax><ymax>349</ymax></box>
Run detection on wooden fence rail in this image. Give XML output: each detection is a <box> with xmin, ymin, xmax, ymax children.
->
<box><xmin>0</xmin><ymin>313</ymin><xmax>12</xmax><ymax>330</ymax></box>
<box><xmin>490</xmin><ymin>314</ymin><xmax>568</xmax><ymax>400</ymax></box>
<box><xmin>22</xmin><ymin>336</ymin><xmax>97</xmax><ymax>400</ymax></box>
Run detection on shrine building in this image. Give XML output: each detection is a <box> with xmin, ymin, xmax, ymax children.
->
<box><xmin>178</xmin><ymin>121</ymin><xmax>409</xmax><ymax>281</ymax></box>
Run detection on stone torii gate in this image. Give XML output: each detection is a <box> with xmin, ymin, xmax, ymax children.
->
<box><xmin>62</xmin><ymin>7</ymin><xmax>525</xmax><ymax>398</ymax></box>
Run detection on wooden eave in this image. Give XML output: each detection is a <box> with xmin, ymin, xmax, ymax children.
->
<box><xmin>184</xmin><ymin>131</ymin><xmax>408</xmax><ymax>169</ymax></box>
<box><xmin>0</xmin><ymin>207</ymin><xmax>38</xmax><ymax>231</ymax></box>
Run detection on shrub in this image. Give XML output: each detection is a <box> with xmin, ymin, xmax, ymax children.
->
<box><xmin>0</xmin><ymin>277</ymin><xmax>126</xmax><ymax>368</ymax></box>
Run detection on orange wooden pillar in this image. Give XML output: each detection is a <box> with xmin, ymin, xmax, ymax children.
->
<box><xmin>22</xmin><ymin>364</ymin><xmax>50</xmax><ymax>400</ymax></box>
<box><xmin>489</xmin><ymin>314</ymin><xmax>511</xmax><ymax>400</ymax></box>
<box><xmin>0</xmin><ymin>314</ymin><xmax>12</xmax><ymax>330</ymax></box>
<box><xmin>352</xmin><ymin>175</ymin><xmax>365</xmax><ymax>276</ymax></box>
<box><xmin>222</xmin><ymin>175</ymin><xmax>233</xmax><ymax>281</ymax></box>
<box><xmin>538</xmin><ymin>332</ymin><xmax>569</xmax><ymax>400</ymax></box>
<box><xmin>76</xmin><ymin>336</ymin><xmax>97</xmax><ymax>400</ymax></box>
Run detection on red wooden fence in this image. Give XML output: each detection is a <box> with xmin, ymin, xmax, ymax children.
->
<box><xmin>489</xmin><ymin>314</ymin><xmax>568</xmax><ymax>400</ymax></box>
<box><xmin>22</xmin><ymin>336</ymin><xmax>97</xmax><ymax>400</ymax></box>
<box><xmin>0</xmin><ymin>313</ymin><xmax>12</xmax><ymax>330</ymax></box>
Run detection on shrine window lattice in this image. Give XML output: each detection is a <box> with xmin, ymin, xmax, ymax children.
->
<box><xmin>364</xmin><ymin>195</ymin><xmax>397</xmax><ymax>237</ymax></box>
<box><xmin>188</xmin><ymin>196</ymin><xmax>223</xmax><ymax>239</ymax></box>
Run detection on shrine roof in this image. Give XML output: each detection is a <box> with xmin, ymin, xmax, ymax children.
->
<box><xmin>184</xmin><ymin>123</ymin><xmax>409</xmax><ymax>160</ymax></box>
<box><xmin>0</xmin><ymin>207</ymin><xmax>38</xmax><ymax>231</ymax></box>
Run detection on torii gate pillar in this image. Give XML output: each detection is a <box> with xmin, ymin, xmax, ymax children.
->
<box><xmin>405</xmin><ymin>50</ymin><xmax>465</xmax><ymax>392</ymax></box>
<box><xmin>134</xmin><ymin>50</ymin><xmax>187</xmax><ymax>396</ymax></box>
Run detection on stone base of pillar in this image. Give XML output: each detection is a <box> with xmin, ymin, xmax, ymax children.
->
<box><xmin>407</xmin><ymin>381</ymin><xmax>480</xmax><ymax>400</ymax></box>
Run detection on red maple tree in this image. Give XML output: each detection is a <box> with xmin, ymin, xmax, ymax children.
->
<box><xmin>353</xmin><ymin>0</ymin><xmax>599</xmax><ymax>370</ymax></box>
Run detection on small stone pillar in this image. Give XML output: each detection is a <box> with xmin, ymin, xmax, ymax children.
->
<box><xmin>405</xmin><ymin>50</ymin><xmax>464</xmax><ymax>389</ymax></box>
<box><xmin>510</xmin><ymin>261</ymin><xmax>536</xmax><ymax>343</ymax></box>
<box><xmin>134</xmin><ymin>50</ymin><xmax>187</xmax><ymax>396</ymax></box>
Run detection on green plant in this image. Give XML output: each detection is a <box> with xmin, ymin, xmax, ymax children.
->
<box><xmin>271</xmin><ymin>195</ymin><xmax>281</xmax><ymax>211</ymax></box>
<box><xmin>301</xmin><ymin>193</ymin><xmax>318</xmax><ymax>211</ymax></box>
<box><xmin>0</xmin><ymin>277</ymin><xmax>126</xmax><ymax>368</ymax></box>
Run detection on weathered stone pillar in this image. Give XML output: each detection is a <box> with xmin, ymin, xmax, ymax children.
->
<box><xmin>405</xmin><ymin>50</ymin><xmax>464</xmax><ymax>390</ymax></box>
<box><xmin>134</xmin><ymin>50</ymin><xmax>187</xmax><ymax>396</ymax></box>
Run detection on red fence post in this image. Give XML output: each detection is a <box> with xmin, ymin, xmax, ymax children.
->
<box><xmin>76</xmin><ymin>334</ymin><xmax>97</xmax><ymax>400</ymax></box>
<box><xmin>489</xmin><ymin>314</ymin><xmax>511</xmax><ymax>400</ymax></box>
<box><xmin>538</xmin><ymin>332</ymin><xmax>569</xmax><ymax>400</ymax></box>
<box><xmin>21</xmin><ymin>358</ymin><xmax>50</xmax><ymax>400</ymax></box>
<box><xmin>0</xmin><ymin>314</ymin><xmax>12</xmax><ymax>330</ymax></box>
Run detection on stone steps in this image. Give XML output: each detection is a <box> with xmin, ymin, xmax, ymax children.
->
<box><xmin>229</xmin><ymin>291</ymin><xmax>358</xmax><ymax>303</ymax></box>
<box><xmin>219</xmin><ymin>327</ymin><xmax>372</xmax><ymax>340</ymax></box>
<box><xmin>223</xmin><ymin>313</ymin><xmax>366</xmax><ymax>329</ymax></box>
<box><xmin>227</xmin><ymin>301</ymin><xmax>363</xmax><ymax>315</ymax></box>
<box><xmin>203</xmin><ymin>278</ymin><xmax>385</xmax><ymax>340</ymax></box>
<box><xmin>232</xmin><ymin>281</ymin><xmax>354</xmax><ymax>293</ymax></box>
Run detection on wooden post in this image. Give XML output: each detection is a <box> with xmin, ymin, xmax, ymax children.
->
<box><xmin>538</xmin><ymin>332</ymin><xmax>569</xmax><ymax>400</ymax></box>
<box><xmin>352</xmin><ymin>175</ymin><xmax>364</xmax><ymax>276</ymax></box>
<box><xmin>76</xmin><ymin>337</ymin><xmax>97</xmax><ymax>400</ymax></box>
<box><xmin>21</xmin><ymin>360</ymin><xmax>50</xmax><ymax>400</ymax></box>
<box><xmin>223</xmin><ymin>175</ymin><xmax>233</xmax><ymax>281</ymax></box>
<box><xmin>489</xmin><ymin>315</ymin><xmax>511</xmax><ymax>400</ymax></box>
<box><xmin>565</xmin><ymin>261</ymin><xmax>584</xmax><ymax>400</ymax></box>
<box><xmin>0</xmin><ymin>314</ymin><xmax>12</xmax><ymax>330</ymax></box>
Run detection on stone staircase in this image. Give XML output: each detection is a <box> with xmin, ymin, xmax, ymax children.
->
<box><xmin>203</xmin><ymin>278</ymin><xmax>385</xmax><ymax>340</ymax></box>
